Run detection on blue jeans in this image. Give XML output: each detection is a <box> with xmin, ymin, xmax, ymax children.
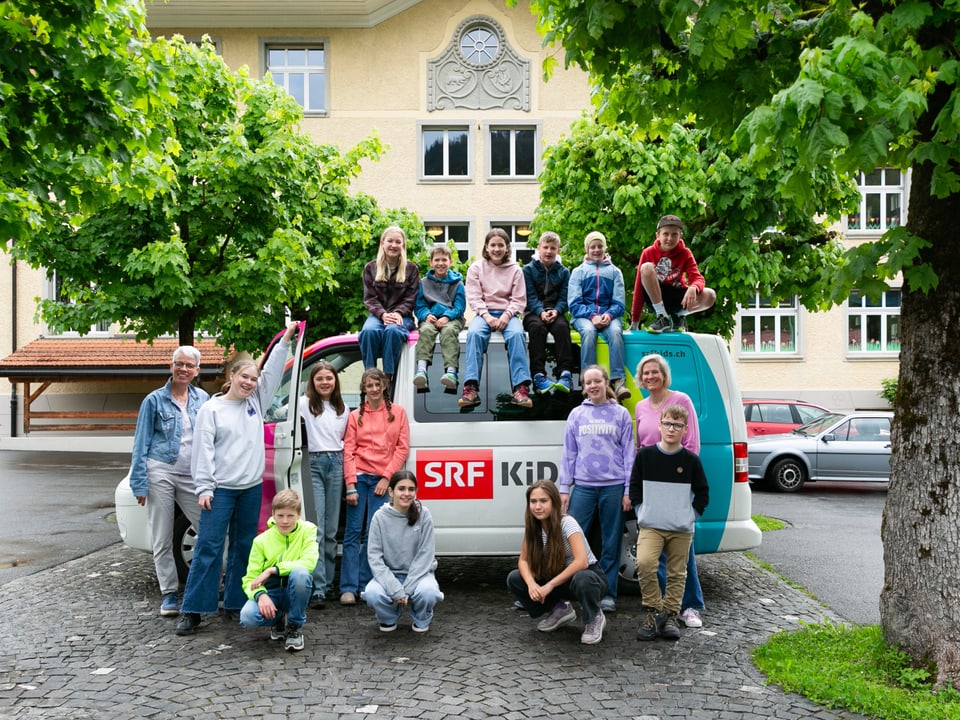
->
<box><xmin>240</xmin><ymin>566</ymin><xmax>312</xmax><ymax>629</ymax></box>
<box><xmin>309</xmin><ymin>451</ymin><xmax>344</xmax><ymax>598</ymax></box>
<box><xmin>567</xmin><ymin>483</ymin><xmax>625</xmax><ymax>598</ymax></box>
<box><xmin>181</xmin><ymin>484</ymin><xmax>261</xmax><ymax>614</ymax></box>
<box><xmin>340</xmin><ymin>473</ymin><xmax>388</xmax><ymax>595</ymax></box>
<box><xmin>658</xmin><ymin>541</ymin><xmax>705</xmax><ymax>611</ymax></box>
<box><xmin>463</xmin><ymin>311</ymin><xmax>532</xmax><ymax>388</ymax></box>
<box><xmin>363</xmin><ymin>573</ymin><xmax>444</xmax><ymax>630</ymax></box>
<box><xmin>572</xmin><ymin>317</ymin><xmax>626</xmax><ymax>380</ymax></box>
<box><xmin>359</xmin><ymin>314</ymin><xmax>414</xmax><ymax>376</ymax></box>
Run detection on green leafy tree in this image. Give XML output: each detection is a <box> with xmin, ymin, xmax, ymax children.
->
<box><xmin>533</xmin><ymin>117</ymin><xmax>846</xmax><ymax>336</ymax></box>
<box><xmin>20</xmin><ymin>37</ymin><xmax>408</xmax><ymax>353</ymax></box>
<box><xmin>519</xmin><ymin>0</ymin><xmax>960</xmax><ymax>687</ymax></box>
<box><xmin>0</xmin><ymin>0</ymin><xmax>173</xmax><ymax>241</ymax></box>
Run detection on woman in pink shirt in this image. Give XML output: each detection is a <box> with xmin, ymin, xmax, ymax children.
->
<box><xmin>339</xmin><ymin>368</ymin><xmax>410</xmax><ymax>605</ymax></box>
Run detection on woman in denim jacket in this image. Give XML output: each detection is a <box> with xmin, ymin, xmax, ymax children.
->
<box><xmin>129</xmin><ymin>346</ymin><xmax>209</xmax><ymax>617</ymax></box>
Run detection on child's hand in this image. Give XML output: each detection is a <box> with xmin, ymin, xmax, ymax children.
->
<box><xmin>257</xmin><ymin>593</ymin><xmax>278</xmax><ymax>620</ymax></box>
<box><xmin>435</xmin><ymin>316</ymin><xmax>448</xmax><ymax>329</ymax></box>
<box><xmin>249</xmin><ymin>568</ymin><xmax>274</xmax><ymax>590</ymax></box>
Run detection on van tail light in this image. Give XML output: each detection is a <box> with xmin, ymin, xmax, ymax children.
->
<box><xmin>734</xmin><ymin>442</ymin><xmax>749</xmax><ymax>483</ymax></box>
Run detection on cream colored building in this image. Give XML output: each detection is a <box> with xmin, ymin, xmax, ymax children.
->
<box><xmin>0</xmin><ymin>0</ymin><xmax>897</xmax><ymax>441</ymax></box>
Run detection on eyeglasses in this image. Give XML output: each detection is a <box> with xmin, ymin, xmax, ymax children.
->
<box><xmin>660</xmin><ymin>421</ymin><xmax>686</xmax><ymax>431</ymax></box>
<box><xmin>173</xmin><ymin>361</ymin><xmax>197</xmax><ymax>369</ymax></box>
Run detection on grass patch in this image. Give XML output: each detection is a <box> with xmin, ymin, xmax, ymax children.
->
<box><xmin>754</xmin><ymin>622</ymin><xmax>960</xmax><ymax>720</ymax></box>
<box><xmin>753</xmin><ymin>514</ymin><xmax>785</xmax><ymax>532</ymax></box>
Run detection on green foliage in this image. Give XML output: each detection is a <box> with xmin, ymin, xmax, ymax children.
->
<box><xmin>533</xmin><ymin>118</ymin><xmax>847</xmax><ymax>336</ymax></box>
<box><xmin>880</xmin><ymin>378</ymin><xmax>899</xmax><ymax>406</ymax></box>
<box><xmin>755</xmin><ymin>622</ymin><xmax>960</xmax><ymax>719</ymax></box>
<box><xmin>0</xmin><ymin>0</ymin><xmax>173</xmax><ymax>241</ymax></box>
<box><xmin>522</xmin><ymin>0</ymin><xmax>960</xmax><ymax>296</ymax></box>
<box><xmin>16</xmin><ymin>37</ymin><xmax>410</xmax><ymax>354</ymax></box>
<box><xmin>752</xmin><ymin>514</ymin><xmax>786</xmax><ymax>533</ymax></box>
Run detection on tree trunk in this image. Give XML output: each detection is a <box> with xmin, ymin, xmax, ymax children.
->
<box><xmin>177</xmin><ymin>311</ymin><xmax>195</xmax><ymax>348</ymax></box>
<box><xmin>879</xmin><ymin>155</ymin><xmax>960</xmax><ymax>689</ymax></box>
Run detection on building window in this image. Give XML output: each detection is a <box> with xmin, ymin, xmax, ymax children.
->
<box><xmin>847</xmin><ymin>287</ymin><xmax>901</xmax><ymax>354</ymax></box>
<box><xmin>737</xmin><ymin>294</ymin><xmax>799</xmax><ymax>356</ymax></box>
<box><xmin>46</xmin><ymin>273</ymin><xmax>112</xmax><ymax>335</ymax></box>
<box><xmin>424</xmin><ymin>222</ymin><xmax>471</xmax><ymax>263</ymax></box>
<box><xmin>489</xmin><ymin>222</ymin><xmax>534</xmax><ymax>265</ymax></box>
<box><xmin>420</xmin><ymin>124</ymin><xmax>471</xmax><ymax>180</ymax></box>
<box><xmin>459</xmin><ymin>23</ymin><xmax>500</xmax><ymax>66</ymax></box>
<box><xmin>487</xmin><ymin>125</ymin><xmax>538</xmax><ymax>180</ymax></box>
<box><xmin>266</xmin><ymin>44</ymin><xmax>326</xmax><ymax>114</ymax></box>
<box><xmin>847</xmin><ymin>169</ymin><xmax>904</xmax><ymax>232</ymax></box>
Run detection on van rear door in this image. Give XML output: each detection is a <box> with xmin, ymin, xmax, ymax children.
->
<box><xmin>260</xmin><ymin>321</ymin><xmax>308</xmax><ymax>528</ymax></box>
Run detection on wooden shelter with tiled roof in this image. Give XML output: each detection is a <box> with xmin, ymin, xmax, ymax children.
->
<box><xmin>0</xmin><ymin>338</ymin><xmax>228</xmax><ymax>433</ymax></box>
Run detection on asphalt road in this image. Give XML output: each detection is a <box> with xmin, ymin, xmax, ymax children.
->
<box><xmin>750</xmin><ymin>480</ymin><xmax>887</xmax><ymax>626</ymax></box>
<box><xmin>0</xmin><ymin>450</ymin><xmax>129</xmax><ymax>586</ymax></box>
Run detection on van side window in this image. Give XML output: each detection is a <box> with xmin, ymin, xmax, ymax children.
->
<box><xmin>298</xmin><ymin>346</ymin><xmax>365</xmax><ymax>410</ymax></box>
<box><xmin>414</xmin><ymin>342</ymin><xmax>580</xmax><ymax>423</ymax></box>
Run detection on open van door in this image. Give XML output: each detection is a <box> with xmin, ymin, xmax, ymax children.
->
<box><xmin>260</xmin><ymin>320</ymin><xmax>308</xmax><ymax>529</ymax></box>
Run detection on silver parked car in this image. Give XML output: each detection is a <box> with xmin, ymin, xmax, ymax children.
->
<box><xmin>748</xmin><ymin>411</ymin><xmax>893</xmax><ymax>492</ymax></box>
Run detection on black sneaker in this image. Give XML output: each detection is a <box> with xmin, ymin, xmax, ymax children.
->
<box><xmin>175</xmin><ymin>612</ymin><xmax>201</xmax><ymax>636</ymax></box>
<box><xmin>284</xmin><ymin>624</ymin><xmax>304</xmax><ymax>652</ymax></box>
<box><xmin>308</xmin><ymin>593</ymin><xmax>326</xmax><ymax>609</ymax></box>
<box><xmin>647</xmin><ymin>314</ymin><xmax>673</xmax><ymax>334</ymax></box>
<box><xmin>270</xmin><ymin>612</ymin><xmax>287</xmax><ymax>641</ymax></box>
<box><xmin>673</xmin><ymin>314</ymin><xmax>688</xmax><ymax>332</ymax></box>
<box><xmin>636</xmin><ymin>607</ymin><xmax>659</xmax><ymax>641</ymax></box>
<box><xmin>657</xmin><ymin>611</ymin><xmax>681</xmax><ymax>640</ymax></box>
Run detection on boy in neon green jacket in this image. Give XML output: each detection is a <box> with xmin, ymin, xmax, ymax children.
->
<box><xmin>239</xmin><ymin>489</ymin><xmax>318</xmax><ymax>652</ymax></box>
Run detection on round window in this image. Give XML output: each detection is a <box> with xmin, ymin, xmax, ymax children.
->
<box><xmin>459</xmin><ymin>25</ymin><xmax>499</xmax><ymax>66</ymax></box>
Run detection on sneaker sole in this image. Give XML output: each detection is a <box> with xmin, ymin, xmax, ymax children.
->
<box><xmin>440</xmin><ymin>377</ymin><xmax>458</xmax><ymax>389</ymax></box>
<box><xmin>160</xmin><ymin>608</ymin><xmax>179</xmax><ymax>617</ymax></box>
<box><xmin>457</xmin><ymin>399</ymin><xmax>481</xmax><ymax>408</ymax></box>
<box><xmin>413</xmin><ymin>376</ymin><xmax>428</xmax><ymax>390</ymax></box>
<box><xmin>412</xmin><ymin>625</ymin><xmax>430</xmax><ymax>633</ymax></box>
<box><xmin>380</xmin><ymin>625</ymin><xmax>398</xmax><ymax>633</ymax></box>
<box><xmin>553</xmin><ymin>384</ymin><xmax>570</xmax><ymax>394</ymax></box>
<box><xmin>285</xmin><ymin>642</ymin><xmax>304</xmax><ymax>651</ymax></box>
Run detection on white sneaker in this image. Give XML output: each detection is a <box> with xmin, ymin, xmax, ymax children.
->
<box><xmin>536</xmin><ymin>601</ymin><xmax>576</xmax><ymax>632</ymax></box>
<box><xmin>679</xmin><ymin>607</ymin><xmax>703</xmax><ymax>628</ymax></box>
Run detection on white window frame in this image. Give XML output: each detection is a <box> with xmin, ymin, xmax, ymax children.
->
<box><xmin>846</xmin><ymin>286</ymin><xmax>902</xmax><ymax>357</ymax></box>
<box><xmin>735</xmin><ymin>293</ymin><xmax>802</xmax><ymax>358</ymax></box>
<box><xmin>263</xmin><ymin>41</ymin><xmax>328</xmax><ymax>115</ymax></box>
<box><xmin>424</xmin><ymin>221</ymin><xmax>472</xmax><ymax>263</ymax></box>
<box><xmin>485</xmin><ymin>122</ymin><xmax>540</xmax><ymax>182</ymax></box>
<box><xmin>846</xmin><ymin>168</ymin><xmax>905</xmax><ymax>233</ymax></box>
<box><xmin>46</xmin><ymin>273</ymin><xmax>113</xmax><ymax>336</ymax></box>
<box><xmin>418</xmin><ymin>123</ymin><xmax>473</xmax><ymax>182</ymax></box>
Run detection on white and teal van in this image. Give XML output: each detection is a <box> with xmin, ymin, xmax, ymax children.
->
<box><xmin>116</xmin><ymin>326</ymin><xmax>761</xmax><ymax>583</ymax></box>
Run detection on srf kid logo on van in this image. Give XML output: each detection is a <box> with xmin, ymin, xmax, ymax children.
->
<box><xmin>416</xmin><ymin>449</ymin><xmax>493</xmax><ymax>500</ymax></box>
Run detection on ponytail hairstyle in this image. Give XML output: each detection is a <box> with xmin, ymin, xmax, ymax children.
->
<box><xmin>581</xmin><ymin>364</ymin><xmax>616</xmax><ymax>401</ymax></box>
<box><xmin>523</xmin><ymin>480</ymin><xmax>566</xmax><ymax>580</ymax></box>
<box><xmin>375</xmin><ymin>225</ymin><xmax>409</xmax><ymax>284</ymax></box>
<box><xmin>356</xmin><ymin>367</ymin><xmax>394</xmax><ymax>426</ymax></box>
<box><xmin>388</xmin><ymin>470</ymin><xmax>420</xmax><ymax>526</ymax></box>
<box><xmin>305</xmin><ymin>361</ymin><xmax>345</xmax><ymax>417</ymax></box>
<box><xmin>221</xmin><ymin>357</ymin><xmax>258</xmax><ymax>395</ymax></box>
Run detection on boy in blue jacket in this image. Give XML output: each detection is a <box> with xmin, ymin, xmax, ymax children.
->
<box><xmin>523</xmin><ymin>231</ymin><xmax>574</xmax><ymax>394</ymax></box>
<box><xmin>568</xmin><ymin>230</ymin><xmax>630</xmax><ymax>401</ymax></box>
<box><xmin>239</xmin><ymin>489</ymin><xmax>318</xmax><ymax>652</ymax></box>
<box><xmin>413</xmin><ymin>244</ymin><xmax>466</xmax><ymax>393</ymax></box>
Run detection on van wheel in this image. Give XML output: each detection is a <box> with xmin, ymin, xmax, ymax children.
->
<box><xmin>173</xmin><ymin>511</ymin><xmax>198</xmax><ymax>583</ymax></box>
<box><xmin>770</xmin><ymin>458</ymin><xmax>806</xmax><ymax>493</ymax></box>
<box><xmin>618</xmin><ymin>517</ymin><xmax>640</xmax><ymax>594</ymax></box>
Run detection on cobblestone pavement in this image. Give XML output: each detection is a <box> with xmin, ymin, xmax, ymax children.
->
<box><xmin>0</xmin><ymin>545</ymin><xmax>871</xmax><ymax>720</ymax></box>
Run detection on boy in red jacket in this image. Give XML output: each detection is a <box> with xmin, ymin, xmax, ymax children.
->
<box><xmin>630</xmin><ymin>215</ymin><xmax>716</xmax><ymax>333</ymax></box>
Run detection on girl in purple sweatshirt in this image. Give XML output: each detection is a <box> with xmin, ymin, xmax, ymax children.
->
<box><xmin>558</xmin><ymin>364</ymin><xmax>635</xmax><ymax>611</ymax></box>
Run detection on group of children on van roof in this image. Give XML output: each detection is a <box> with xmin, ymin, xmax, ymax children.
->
<box><xmin>357</xmin><ymin>214</ymin><xmax>715</xmax><ymax>408</ymax></box>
